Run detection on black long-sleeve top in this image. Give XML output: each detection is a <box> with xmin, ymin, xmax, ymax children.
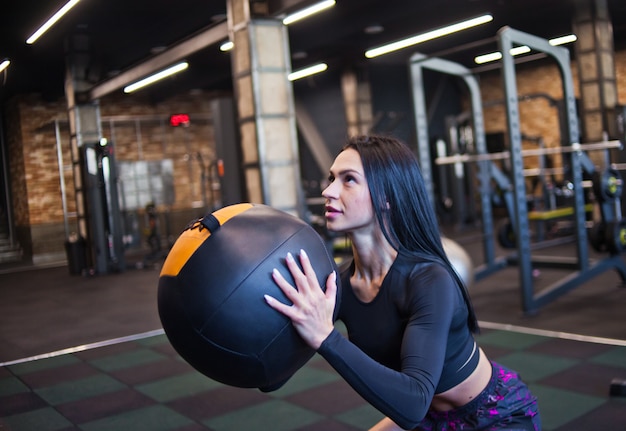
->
<box><xmin>318</xmin><ymin>250</ymin><xmax>479</xmax><ymax>430</ymax></box>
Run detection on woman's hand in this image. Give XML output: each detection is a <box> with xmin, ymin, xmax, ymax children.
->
<box><xmin>264</xmin><ymin>249</ymin><xmax>337</xmax><ymax>350</ymax></box>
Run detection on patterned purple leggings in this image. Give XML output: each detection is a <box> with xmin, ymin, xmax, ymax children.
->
<box><xmin>415</xmin><ymin>362</ymin><xmax>541</xmax><ymax>430</ymax></box>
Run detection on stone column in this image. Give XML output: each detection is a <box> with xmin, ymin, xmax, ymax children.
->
<box><xmin>341</xmin><ymin>68</ymin><xmax>374</xmax><ymax>136</ymax></box>
<box><xmin>226</xmin><ymin>0</ymin><xmax>304</xmax><ymax>217</ymax></box>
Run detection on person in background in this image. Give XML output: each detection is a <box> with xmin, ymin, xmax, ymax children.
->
<box><xmin>144</xmin><ymin>202</ymin><xmax>161</xmax><ymax>263</ymax></box>
<box><xmin>265</xmin><ymin>134</ymin><xmax>541</xmax><ymax>430</ymax></box>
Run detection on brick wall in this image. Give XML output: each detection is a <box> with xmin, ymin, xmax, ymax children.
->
<box><xmin>478</xmin><ymin>48</ymin><xmax>626</xmax><ymax>178</ymax></box>
<box><xmin>6</xmin><ymin>90</ymin><xmax>221</xmax><ymax>263</ymax></box>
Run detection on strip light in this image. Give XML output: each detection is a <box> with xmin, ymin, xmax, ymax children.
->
<box><xmin>220</xmin><ymin>0</ymin><xmax>336</xmax><ymax>52</ymax></box>
<box><xmin>220</xmin><ymin>41</ymin><xmax>234</xmax><ymax>52</ymax></box>
<box><xmin>283</xmin><ymin>0</ymin><xmax>336</xmax><ymax>25</ymax></box>
<box><xmin>123</xmin><ymin>62</ymin><xmax>189</xmax><ymax>93</ymax></box>
<box><xmin>365</xmin><ymin>14</ymin><xmax>493</xmax><ymax>58</ymax></box>
<box><xmin>26</xmin><ymin>0</ymin><xmax>81</xmax><ymax>44</ymax></box>
<box><xmin>549</xmin><ymin>34</ymin><xmax>578</xmax><ymax>46</ymax></box>
<box><xmin>0</xmin><ymin>59</ymin><xmax>10</xmax><ymax>73</ymax></box>
<box><xmin>474</xmin><ymin>34</ymin><xmax>577</xmax><ymax>64</ymax></box>
<box><xmin>288</xmin><ymin>63</ymin><xmax>328</xmax><ymax>81</ymax></box>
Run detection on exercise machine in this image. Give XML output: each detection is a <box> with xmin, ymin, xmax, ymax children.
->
<box><xmin>410</xmin><ymin>27</ymin><xmax>626</xmax><ymax>315</ymax></box>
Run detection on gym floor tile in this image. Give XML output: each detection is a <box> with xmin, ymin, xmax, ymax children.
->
<box><xmin>530</xmin><ymin>384</ymin><xmax>607</xmax><ymax>430</ymax></box>
<box><xmin>88</xmin><ymin>347</ymin><xmax>168</xmax><ymax>372</ymax></box>
<box><xmin>303</xmin><ymin>353</ymin><xmax>337</xmax><ymax>373</ymax></box>
<box><xmin>135</xmin><ymin>371</ymin><xmax>222</xmax><ymax>403</ymax></box>
<box><xmin>144</xmin><ymin>336</ymin><xmax>183</xmax><ymax>356</ymax></box>
<box><xmin>73</xmin><ymin>340</ymin><xmax>143</xmax><ymax>360</ymax></box>
<box><xmin>1</xmin><ymin>406</ymin><xmax>73</xmax><ymax>431</ymax></box>
<box><xmin>78</xmin><ymin>404</ymin><xmax>195</xmax><ymax>431</ymax></box>
<box><xmin>475</xmin><ymin>330</ymin><xmax>548</xmax><ymax>350</ymax></box>
<box><xmin>538</xmin><ymin>362</ymin><xmax>626</xmax><ymax>397</ymax></box>
<box><xmin>109</xmin><ymin>356</ymin><xmax>194</xmax><ymax>386</ymax></box>
<box><xmin>0</xmin><ymin>391</ymin><xmax>47</xmax><ymax>416</ymax></box>
<box><xmin>294</xmin><ymin>418</ymin><xmax>363</xmax><ymax>431</ymax></box>
<box><xmin>553</xmin><ymin>398</ymin><xmax>626</xmax><ymax>431</ymax></box>
<box><xmin>202</xmin><ymin>399</ymin><xmax>322</xmax><ymax>431</ymax></box>
<box><xmin>589</xmin><ymin>346</ymin><xmax>626</xmax><ymax>369</ymax></box>
<box><xmin>284</xmin><ymin>379</ymin><xmax>368</xmax><ymax>415</ymax></box>
<box><xmin>166</xmin><ymin>385</ymin><xmax>269</xmax><ymax>421</ymax></box>
<box><xmin>493</xmin><ymin>350</ymin><xmax>579</xmax><ymax>382</ymax></box>
<box><xmin>0</xmin><ymin>375</ymin><xmax>31</xmax><ymax>396</ymax></box>
<box><xmin>268</xmin><ymin>364</ymin><xmax>341</xmax><ymax>397</ymax></box>
<box><xmin>18</xmin><ymin>361</ymin><xmax>98</xmax><ymax>389</ymax></box>
<box><xmin>55</xmin><ymin>387</ymin><xmax>156</xmax><ymax>424</ymax></box>
<box><xmin>332</xmin><ymin>403</ymin><xmax>385</xmax><ymax>429</ymax></box>
<box><xmin>8</xmin><ymin>354</ymin><xmax>80</xmax><ymax>375</ymax></box>
<box><xmin>477</xmin><ymin>344</ymin><xmax>516</xmax><ymax>360</ymax></box>
<box><xmin>34</xmin><ymin>374</ymin><xmax>126</xmax><ymax>405</ymax></box>
<box><xmin>525</xmin><ymin>337</ymin><xmax>616</xmax><ymax>359</ymax></box>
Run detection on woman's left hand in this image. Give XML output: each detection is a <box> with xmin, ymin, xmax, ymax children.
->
<box><xmin>264</xmin><ymin>249</ymin><xmax>337</xmax><ymax>350</ymax></box>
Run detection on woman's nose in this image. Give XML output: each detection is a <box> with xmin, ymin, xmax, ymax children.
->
<box><xmin>321</xmin><ymin>181</ymin><xmax>336</xmax><ymax>198</ymax></box>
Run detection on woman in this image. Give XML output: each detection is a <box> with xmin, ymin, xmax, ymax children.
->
<box><xmin>264</xmin><ymin>135</ymin><xmax>540</xmax><ymax>430</ymax></box>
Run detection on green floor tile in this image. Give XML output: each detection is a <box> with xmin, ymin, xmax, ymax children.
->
<box><xmin>79</xmin><ymin>404</ymin><xmax>194</xmax><ymax>431</ymax></box>
<box><xmin>203</xmin><ymin>399</ymin><xmax>322</xmax><ymax>431</ymax></box>
<box><xmin>2</xmin><ymin>406</ymin><xmax>72</xmax><ymax>431</ymax></box>
<box><xmin>89</xmin><ymin>348</ymin><xmax>167</xmax><ymax>372</ymax></box>
<box><xmin>495</xmin><ymin>350</ymin><xmax>579</xmax><ymax>382</ymax></box>
<box><xmin>334</xmin><ymin>403</ymin><xmax>384</xmax><ymax>429</ymax></box>
<box><xmin>136</xmin><ymin>333</ymin><xmax>168</xmax><ymax>347</ymax></box>
<box><xmin>8</xmin><ymin>354</ymin><xmax>80</xmax><ymax>375</ymax></box>
<box><xmin>135</xmin><ymin>371</ymin><xmax>222</xmax><ymax>403</ymax></box>
<box><xmin>476</xmin><ymin>330</ymin><xmax>548</xmax><ymax>350</ymax></box>
<box><xmin>34</xmin><ymin>374</ymin><xmax>126</xmax><ymax>405</ymax></box>
<box><xmin>268</xmin><ymin>363</ymin><xmax>340</xmax><ymax>397</ymax></box>
<box><xmin>530</xmin><ymin>383</ymin><xmax>606</xmax><ymax>430</ymax></box>
<box><xmin>590</xmin><ymin>346</ymin><xmax>626</xmax><ymax>370</ymax></box>
<box><xmin>0</xmin><ymin>375</ymin><xmax>31</xmax><ymax>396</ymax></box>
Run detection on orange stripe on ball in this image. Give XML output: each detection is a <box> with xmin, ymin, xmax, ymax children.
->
<box><xmin>213</xmin><ymin>203</ymin><xmax>253</xmax><ymax>225</ymax></box>
<box><xmin>159</xmin><ymin>203</ymin><xmax>254</xmax><ymax>277</ymax></box>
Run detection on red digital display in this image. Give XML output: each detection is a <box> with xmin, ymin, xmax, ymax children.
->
<box><xmin>170</xmin><ymin>113</ymin><xmax>190</xmax><ymax>127</ymax></box>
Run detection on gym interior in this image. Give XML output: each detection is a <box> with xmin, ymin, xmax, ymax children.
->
<box><xmin>1</xmin><ymin>0</ymin><xmax>626</xmax><ymax>430</ymax></box>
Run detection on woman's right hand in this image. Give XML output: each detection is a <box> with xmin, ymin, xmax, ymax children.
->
<box><xmin>264</xmin><ymin>249</ymin><xmax>337</xmax><ymax>350</ymax></box>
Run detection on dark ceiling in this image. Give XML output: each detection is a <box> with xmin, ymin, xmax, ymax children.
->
<box><xmin>2</xmin><ymin>0</ymin><xmax>626</xmax><ymax>104</ymax></box>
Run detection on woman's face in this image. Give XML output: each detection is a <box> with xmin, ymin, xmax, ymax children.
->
<box><xmin>322</xmin><ymin>148</ymin><xmax>375</xmax><ymax>233</ymax></box>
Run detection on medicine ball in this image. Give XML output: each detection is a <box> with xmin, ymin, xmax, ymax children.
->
<box><xmin>441</xmin><ymin>237</ymin><xmax>474</xmax><ymax>288</ymax></box>
<box><xmin>158</xmin><ymin>203</ymin><xmax>340</xmax><ymax>392</ymax></box>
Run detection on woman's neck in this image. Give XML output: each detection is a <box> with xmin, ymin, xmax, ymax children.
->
<box><xmin>349</xmin><ymin>229</ymin><xmax>397</xmax><ymax>288</ymax></box>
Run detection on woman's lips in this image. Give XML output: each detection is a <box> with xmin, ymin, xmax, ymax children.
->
<box><xmin>325</xmin><ymin>205</ymin><xmax>341</xmax><ymax>219</ymax></box>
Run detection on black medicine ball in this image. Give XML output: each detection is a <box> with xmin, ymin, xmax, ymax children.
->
<box><xmin>158</xmin><ymin>203</ymin><xmax>340</xmax><ymax>391</ymax></box>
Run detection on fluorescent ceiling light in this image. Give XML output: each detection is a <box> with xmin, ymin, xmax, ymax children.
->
<box><xmin>474</xmin><ymin>46</ymin><xmax>530</xmax><ymax>64</ymax></box>
<box><xmin>220</xmin><ymin>0</ymin><xmax>335</xmax><ymax>53</ymax></box>
<box><xmin>0</xmin><ymin>59</ymin><xmax>10</xmax><ymax>73</ymax></box>
<box><xmin>549</xmin><ymin>34</ymin><xmax>577</xmax><ymax>46</ymax></box>
<box><xmin>283</xmin><ymin>0</ymin><xmax>336</xmax><ymax>25</ymax></box>
<box><xmin>365</xmin><ymin>14</ymin><xmax>493</xmax><ymax>58</ymax></box>
<box><xmin>220</xmin><ymin>41</ymin><xmax>234</xmax><ymax>52</ymax></box>
<box><xmin>474</xmin><ymin>51</ymin><xmax>502</xmax><ymax>64</ymax></box>
<box><xmin>123</xmin><ymin>62</ymin><xmax>189</xmax><ymax>93</ymax></box>
<box><xmin>474</xmin><ymin>34</ymin><xmax>577</xmax><ymax>64</ymax></box>
<box><xmin>26</xmin><ymin>0</ymin><xmax>81</xmax><ymax>44</ymax></box>
<box><xmin>288</xmin><ymin>63</ymin><xmax>328</xmax><ymax>81</ymax></box>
